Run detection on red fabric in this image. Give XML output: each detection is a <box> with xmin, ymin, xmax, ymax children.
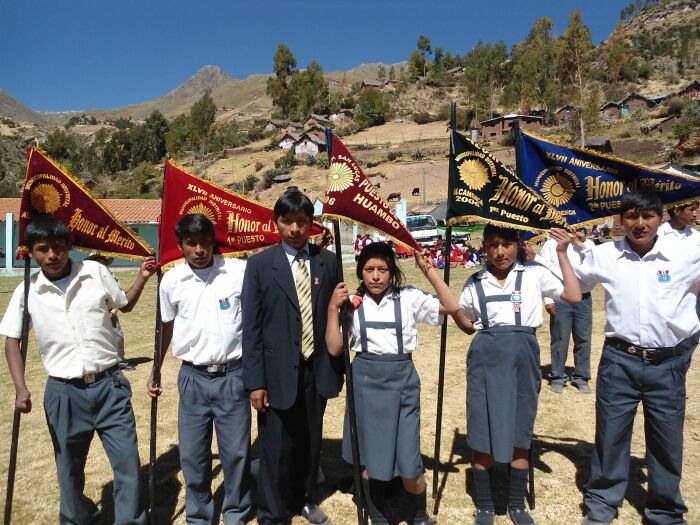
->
<box><xmin>323</xmin><ymin>135</ymin><xmax>422</xmax><ymax>252</ymax></box>
<box><xmin>160</xmin><ymin>161</ymin><xmax>326</xmax><ymax>267</ymax></box>
<box><xmin>18</xmin><ymin>148</ymin><xmax>153</xmax><ymax>259</ymax></box>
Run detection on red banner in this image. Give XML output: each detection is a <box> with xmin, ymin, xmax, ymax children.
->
<box><xmin>160</xmin><ymin>161</ymin><xmax>327</xmax><ymax>267</ymax></box>
<box><xmin>322</xmin><ymin>134</ymin><xmax>422</xmax><ymax>252</ymax></box>
<box><xmin>18</xmin><ymin>148</ymin><xmax>154</xmax><ymax>259</ymax></box>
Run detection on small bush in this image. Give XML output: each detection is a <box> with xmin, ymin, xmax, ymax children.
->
<box><xmin>387</xmin><ymin>151</ymin><xmax>403</xmax><ymax>161</ymax></box>
<box><xmin>274</xmin><ymin>149</ymin><xmax>297</xmax><ymax>170</ymax></box>
<box><xmin>316</xmin><ymin>154</ymin><xmax>330</xmax><ymax>169</ymax></box>
<box><xmin>665</xmin><ymin>97</ymin><xmax>683</xmax><ymax>116</ymax></box>
<box><xmin>305</xmin><ymin>155</ymin><xmax>317</xmax><ymax>166</ymax></box>
<box><xmin>412</xmin><ymin>112</ymin><xmax>433</xmax><ymax>125</ymax></box>
<box><xmin>262</xmin><ymin>168</ymin><xmax>281</xmax><ymax>189</ymax></box>
<box><xmin>254</xmin><ymin>160</ymin><xmax>263</xmax><ymax>172</ymax></box>
<box><xmin>411</xmin><ymin>149</ymin><xmax>425</xmax><ymax>160</ymax></box>
<box><xmin>498</xmin><ymin>134</ymin><xmax>515</xmax><ymax>147</ymax></box>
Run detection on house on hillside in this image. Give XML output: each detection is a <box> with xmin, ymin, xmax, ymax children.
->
<box><xmin>279</xmin><ymin>131</ymin><xmax>300</xmax><ymax>150</ymax></box>
<box><xmin>294</xmin><ymin>132</ymin><xmax>326</xmax><ymax>157</ymax></box>
<box><xmin>649</xmin><ymin>93</ymin><xmax>673</xmax><ymax>105</ymax></box>
<box><xmin>573</xmin><ymin>136</ymin><xmax>612</xmax><ymax>153</ymax></box>
<box><xmin>0</xmin><ymin>198</ymin><xmax>161</xmax><ymax>268</ymax></box>
<box><xmin>361</xmin><ymin>80</ymin><xmax>382</xmax><ymax>91</ymax></box>
<box><xmin>284</xmin><ymin>121</ymin><xmax>303</xmax><ymax>133</ymax></box>
<box><xmin>556</xmin><ymin>105</ymin><xmax>575</xmax><ymax>125</ymax></box>
<box><xmin>678</xmin><ymin>80</ymin><xmax>700</xmax><ymax>101</ymax></box>
<box><xmin>618</xmin><ymin>92</ymin><xmax>656</xmax><ymax>116</ymax></box>
<box><xmin>600</xmin><ymin>101</ymin><xmax>621</xmax><ymax>119</ymax></box>
<box><xmin>303</xmin><ymin>114</ymin><xmax>331</xmax><ymax>128</ymax></box>
<box><xmin>447</xmin><ymin>66</ymin><xmax>465</xmax><ymax>78</ymax></box>
<box><xmin>329</xmin><ymin>109</ymin><xmax>354</xmax><ymax>123</ymax></box>
<box><xmin>642</xmin><ymin>114</ymin><xmax>679</xmax><ymax>135</ymax></box>
<box><xmin>304</xmin><ymin>123</ymin><xmax>327</xmax><ymax>135</ymax></box>
<box><xmin>264</xmin><ymin>119</ymin><xmax>287</xmax><ymax>133</ymax></box>
<box><xmin>480</xmin><ymin>114</ymin><xmax>544</xmax><ymax>139</ymax></box>
<box><xmin>652</xmin><ymin>162</ymin><xmax>700</xmax><ymax>178</ymax></box>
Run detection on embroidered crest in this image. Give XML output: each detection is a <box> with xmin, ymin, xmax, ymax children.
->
<box><xmin>510</xmin><ymin>291</ymin><xmax>523</xmax><ymax>313</ymax></box>
<box><xmin>657</xmin><ymin>270</ymin><xmax>671</xmax><ymax>283</ymax></box>
<box><xmin>219</xmin><ymin>297</ymin><xmax>231</xmax><ymax>310</ymax></box>
<box><xmin>349</xmin><ymin>295</ymin><xmax>363</xmax><ymax>309</ymax></box>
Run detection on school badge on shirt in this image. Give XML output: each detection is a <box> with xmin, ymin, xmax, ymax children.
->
<box><xmin>657</xmin><ymin>270</ymin><xmax>671</xmax><ymax>283</ymax></box>
<box><xmin>510</xmin><ymin>291</ymin><xmax>523</xmax><ymax>312</ymax></box>
<box><xmin>219</xmin><ymin>297</ymin><xmax>232</xmax><ymax>310</ymax></box>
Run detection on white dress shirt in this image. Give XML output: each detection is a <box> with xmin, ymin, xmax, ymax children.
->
<box><xmin>160</xmin><ymin>255</ymin><xmax>246</xmax><ymax>364</ymax></box>
<box><xmin>460</xmin><ymin>262</ymin><xmax>564</xmax><ymax>330</ymax></box>
<box><xmin>349</xmin><ymin>286</ymin><xmax>442</xmax><ymax>355</ymax></box>
<box><xmin>538</xmin><ymin>236</ymin><xmax>595</xmax><ymax>305</ymax></box>
<box><xmin>575</xmin><ymin>236</ymin><xmax>700</xmax><ymax>347</ymax></box>
<box><xmin>0</xmin><ymin>260</ymin><xmax>128</xmax><ymax>379</ymax></box>
<box><xmin>281</xmin><ymin>240</ymin><xmax>310</xmax><ymax>284</ymax></box>
<box><xmin>658</xmin><ymin>221</ymin><xmax>700</xmax><ymax>246</ymax></box>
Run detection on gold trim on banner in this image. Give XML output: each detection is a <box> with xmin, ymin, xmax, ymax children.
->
<box><xmin>322</xmin><ymin>212</ymin><xmax>421</xmax><ymax>253</ymax></box>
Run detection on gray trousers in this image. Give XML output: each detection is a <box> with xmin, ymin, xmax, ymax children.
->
<box><xmin>43</xmin><ymin>369</ymin><xmax>145</xmax><ymax>525</ymax></box>
<box><xmin>177</xmin><ymin>363</ymin><xmax>251</xmax><ymax>525</ymax></box>
<box><xmin>584</xmin><ymin>342</ymin><xmax>692</xmax><ymax>525</ymax></box>
<box><xmin>548</xmin><ymin>293</ymin><xmax>592</xmax><ymax>385</ymax></box>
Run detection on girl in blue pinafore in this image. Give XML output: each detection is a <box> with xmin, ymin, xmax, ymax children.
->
<box><xmin>326</xmin><ymin>242</ymin><xmax>464</xmax><ymax>525</ymax></box>
<box><xmin>456</xmin><ymin>225</ymin><xmax>581</xmax><ymax>525</ymax></box>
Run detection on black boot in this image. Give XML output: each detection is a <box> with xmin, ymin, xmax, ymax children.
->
<box><xmin>507</xmin><ymin>467</ymin><xmax>535</xmax><ymax>525</ymax></box>
<box><xmin>471</xmin><ymin>468</ymin><xmax>494</xmax><ymax>525</ymax></box>
<box><xmin>361</xmin><ymin>478</ymin><xmax>388</xmax><ymax>525</ymax></box>
<box><xmin>406</xmin><ymin>489</ymin><xmax>435</xmax><ymax>525</ymax></box>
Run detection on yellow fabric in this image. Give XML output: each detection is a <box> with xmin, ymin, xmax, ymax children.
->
<box><xmin>295</xmin><ymin>255</ymin><xmax>314</xmax><ymax>359</ymax></box>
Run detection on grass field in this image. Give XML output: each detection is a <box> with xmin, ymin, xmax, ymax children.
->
<box><xmin>0</xmin><ymin>259</ymin><xmax>698</xmax><ymax>525</ymax></box>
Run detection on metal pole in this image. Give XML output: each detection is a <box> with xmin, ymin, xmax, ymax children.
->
<box><xmin>4</xmin><ymin>255</ymin><xmax>31</xmax><ymax>525</ymax></box>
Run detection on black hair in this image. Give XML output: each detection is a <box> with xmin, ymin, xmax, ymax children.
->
<box><xmin>667</xmin><ymin>200</ymin><xmax>698</xmax><ymax>217</ymax></box>
<box><xmin>273</xmin><ymin>187</ymin><xmax>314</xmax><ymax>221</ymax></box>
<box><xmin>482</xmin><ymin>223</ymin><xmax>520</xmax><ymax>244</ymax></box>
<box><xmin>24</xmin><ymin>215</ymin><xmax>70</xmax><ymax>249</ymax></box>
<box><xmin>576</xmin><ymin>226</ymin><xmax>588</xmax><ymax>235</ymax></box>
<box><xmin>175</xmin><ymin>214</ymin><xmax>215</xmax><ymax>243</ymax></box>
<box><xmin>356</xmin><ymin>242</ymin><xmax>405</xmax><ymax>298</ymax></box>
<box><xmin>619</xmin><ymin>190</ymin><xmax>663</xmax><ymax>218</ymax></box>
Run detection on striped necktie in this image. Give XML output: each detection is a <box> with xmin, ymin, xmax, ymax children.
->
<box><xmin>295</xmin><ymin>253</ymin><xmax>314</xmax><ymax>359</ymax></box>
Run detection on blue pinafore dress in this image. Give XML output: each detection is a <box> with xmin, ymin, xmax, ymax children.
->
<box><xmin>342</xmin><ymin>295</ymin><xmax>424</xmax><ymax>481</ymax></box>
<box><xmin>466</xmin><ymin>270</ymin><xmax>542</xmax><ymax>463</ymax></box>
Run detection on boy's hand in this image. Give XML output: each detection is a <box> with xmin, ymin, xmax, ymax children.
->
<box><xmin>250</xmin><ymin>388</ymin><xmax>269</xmax><ymax>412</ymax></box>
<box><xmin>146</xmin><ymin>369</ymin><xmax>162</xmax><ymax>398</ymax></box>
<box><xmin>330</xmin><ymin>283</ymin><xmax>349</xmax><ymax>310</ymax></box>
<box><xmin>15</xmin><ymin>388</ymin><xmax>31</xmax><ymax>413</ymax></box>
<box><xmin>414</xmin><ymin>249</ymin><xmax>433</xmax><ymax>275</ymax></box>
<box><xmin>545</xmin><ymin>303</ymin><xmax>557</xmax><ymax>316</ymax></box>
<box><xmin>551</xmin><ymin>228</ymin><xmax>572</xmax><ymax>253</ymax></box>
<box><xmin>139</xmin><ymin>256</ymin><xmax>158</xmax><ymax>280</ymax></box>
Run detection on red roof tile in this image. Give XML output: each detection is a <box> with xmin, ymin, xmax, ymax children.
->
<box><xmin>0</xmin><ymin>198</ymin><xmax>161</xmax><ymax>223</ymax></box>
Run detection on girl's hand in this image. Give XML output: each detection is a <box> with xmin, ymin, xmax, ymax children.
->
<box><xmin>414</xmin><ymin>249</ymin><xmax>433</xmax><ymax>275</ymax></box>
<box><xmin>551</xmin><ymin>228</ymin><xmax>572</xmax><ymax>253</ymax></box>
<box><xmin>330</xmin><ymin>282</ymin><xmax>349</xmax><ymax>309</ymax></box>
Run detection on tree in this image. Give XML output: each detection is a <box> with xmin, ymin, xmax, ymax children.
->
<box><xmin>377</xmin><ymin>65</ymin><xmax>386</xmax><ymax>83</ymax></box>
<box><xmin>557</xmin><ymin>10</ymin><xmax>593</xmax><ymax>146</ymax></box>
<box><xmin>431</xmin><ymin>47</ymin><xmax>446</xmax><ymax>84</ymax></box>
<box><xmin>417</xmin><ymin>35</ymin><xmax>432</xmax><ymax>77</ymax></box>
<box><xmin>266</xmin><ymin>44</ymin><xmax>298</xmax><ymax>117</ymax></box>
<box><xmin>408</xmin><ymin>50</ymin><xmax>426</xmax><ymax>80</ymax></box>
<box><xmin>166</xmin><ymin>114</ymin><xmax>191</xmax><ymax>155</ymax></box>
<box><xmin>189</xmin><ymin>90</ymin><xmax>217</xmax><ymax>156</ymax></box>
<box><xmin>463</xmin><ymin>41</ymin><xmax>508</xmax><ymax>120</ymax></box>
<box><xmin>355</xmin><ymin>88</ymin><xmax>386</xmax><ymax>129</ymax></box>
<box><xmin>287</xmin><ymin>60</ymin><xmax>329</xmax><ymax>120</ymax></box>
<box><xmin>604</xmin><ymin>21</ymin><xmax>630</xmax><ymax>82</ymax></box>
<box><xmin>388</xmin><ymin>66</ymin><xmax>396</xmax><ymax>80</ymax></box>
<box><xmin>144</xmin><ymin>110</ymin><xmax>169</xmax><ymax>162</ymax></box>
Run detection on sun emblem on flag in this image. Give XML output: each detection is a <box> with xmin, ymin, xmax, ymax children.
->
<box><xmin>186</xmin><ymin>203</ymin><xmax>218</xmax><ymax>224</ymax></box>
<box><xmin>458</xmin><ymin>159</ymin><xmax>490</xmax><ymax>190</ymax></box>
<box><xmin>540</xmin><ymin>172</ymin><xmax>575</xmax><ymax>207</ymax></box>
<box><xmin>327</xmin><ymin>162</ymin><xmax>354</xmax><ymax>193</ymax></box>
<box><xmin>30</xmin><ymin>183</ymin><xmax>62</xmax><ymax>213</ymax></box>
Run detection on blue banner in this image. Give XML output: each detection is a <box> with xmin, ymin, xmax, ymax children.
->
<box><xmin>517</xmin><ymin>129</ymin><xmax>700</xmax><ymax>227</ymax></box>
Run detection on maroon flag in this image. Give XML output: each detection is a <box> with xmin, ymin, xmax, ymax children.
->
<box><xmin>322</xmin><ymin>134</ymin><xmax>422</xmax><ymax>251</ymax></box>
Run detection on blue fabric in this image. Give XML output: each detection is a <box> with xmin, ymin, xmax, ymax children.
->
<box><xmin>548</xmin><ymin>294</ymin><xmax>592</xmax><ymax>385</ymax></box>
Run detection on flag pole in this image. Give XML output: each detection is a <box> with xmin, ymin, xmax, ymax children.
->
<box><xmin>4</xmin><ymin>255</ymin><xmax>31</xmax><ymax>525</ymax></box>
<box><xmin>325</xmin><ymin>129</ymin><xmax>367</xmax><ymax>525</ymax></box>
<box><xmin>148</xmin><ymin>270</ymin><xmax>163</xmax><ymax>524</ymax></box>
<box><xmin>431</xmin><ymin>103</ymin><xmax>456</xmax><ymax>506</ymax></box>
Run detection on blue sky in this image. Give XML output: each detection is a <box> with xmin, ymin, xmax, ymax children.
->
<box><xmin>1</xmin><ymin>0</ymin><xmax>632</xmax><ymax>112</ymax></box>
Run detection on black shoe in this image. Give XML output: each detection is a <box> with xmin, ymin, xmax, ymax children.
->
<box><xmin>301</xmin><ymin>503</ymin><xmax>331</xmax><ymax>525</ymax></box>
<box><xmin>473</xmin><ymin>508</ymin><xmax>495</xmax><ymax>525</ymax></box>
<box><xmin>508</xmin><ymin>507</ymin><xmax>535</xmax><ymax>525</ymax></box>
<box><xmin>549</xmin><ymin>382</ymin><xmax>564</xmax><ymax>394</ymax></box>
<box><xmin>572</xmin><ymin>381</ymin><xmax>592</xmax><ymax>394</ymax></box>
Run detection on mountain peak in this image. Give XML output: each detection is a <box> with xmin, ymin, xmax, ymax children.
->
<box><xmin>189</xmin><ymin>65</ymin><xmax>230</xmax><ymax>90</ymax></box>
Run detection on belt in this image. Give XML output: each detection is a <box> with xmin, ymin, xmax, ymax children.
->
<box><xmin>50</xmin><ymin>365</ymin><xmax>119</xmax><ymax>386</ymax></box>
<box><xmin>182</xmin><ymin>359</ymin><xmax>241</xmax><ymax>375</ymax></box>
<box><xmin>355</xmin><ymin>352</ymin><xmax>412</xmax><ymax>361</ymax></box>
<box><xmin>605</xmin><ymin>337</ymin><xmax>686</xmax><ymax>363</ymax></box>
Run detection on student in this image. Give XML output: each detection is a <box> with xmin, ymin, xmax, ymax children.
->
<box><xmin>457</xmin><ymin>224</ymin><xmax>581</xmax><ymax>525</ymax></box>
<box><xmin>242</xmin><ymin>188</ymin><xmax>342</xmax><ymax>525</ymax></box>
<box><xmin>538</xmin><ymin>227</ymin><xmax>595</xmax><ymax>394</ymax></box>
<box><xmin>578</xmin><ymin>191</ymin><xmax>700</xmax><ymax>525</ymax></box>
<box><xmin>147</xmin><ymin>214</ymin><xmax>251</xmax><ymax>525</ymax></box>
<box><xmin>0</xmin><ymin>215</ymin><xmax>156</xmax><ymax>525</ymax></box>
<box><xmin>659</xmin><ymin>200</ymin><xmax>699</xmax><ymax>244</ymax></box>
<box><xmin>326</xmin><ymin>242</ymin><xmax>462</xmax><ymax>525</ymax></box>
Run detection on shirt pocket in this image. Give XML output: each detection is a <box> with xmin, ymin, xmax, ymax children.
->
<box><xmin>217</xmin><ymin>292</ymin><xmax>242</xmax><ymax>324</ymax></box>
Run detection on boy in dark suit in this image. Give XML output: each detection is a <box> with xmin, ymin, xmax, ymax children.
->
<box><xmin>242</xmin><ymin>188</ymin><xmax>342</xmax><ymax>525</ymax></box>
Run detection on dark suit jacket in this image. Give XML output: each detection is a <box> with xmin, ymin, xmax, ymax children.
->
<box><xmin>242</xmin><ymin>242</ymin><xmax>343</xmax><ymax>411</ymax></box>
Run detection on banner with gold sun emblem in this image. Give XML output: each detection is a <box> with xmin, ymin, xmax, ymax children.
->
<box><xmin>322</xmin><ymin>134</ymin><xmax>422</xmax><ymax>251</ymax></box>
<box><xmin>517</xmin><ymin>129</ymin><xmax>700</xmax><ymax>227</ymax></box>
<box><xmin>18</xmin><ymin>147</ymin><xmax>154</xmax><ymax>259</ymax></box>
<box><xmin>447</xmin><ymin>130</ymin><xmax>569</xmax><ymax>232</ymax></box>
<box><xmin>160</xmin><ymin>161</ymin><xmax>328</xmax><ymax>268</ymax></box>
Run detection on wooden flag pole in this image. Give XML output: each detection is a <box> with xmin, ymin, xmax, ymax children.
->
<box><xmin>431</xmin><ymin>103</ymin><xmax>456</xmax><ymax>506</ymax></box>
<box><xmin>4</xmin><ymin>255</ymin><xmax>32</xmax><ymax>525</ymax></box>
<box><xmin>148</xmin><ymin>270</ymin><xmax>163</xmax><ymax>524</ymax></box>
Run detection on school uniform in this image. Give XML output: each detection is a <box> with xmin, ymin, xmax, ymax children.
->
<box><xmin>159</xmin><ymin>255</ymin><xmax>251</xmax><ymax>525</ymax></box>
<box><xmin>0</xmin><ymin>260</ymin><xmax>146</xmax><ymax>525</ymax></box>
<box><xmin>659</xmin><ymin>221</ymin><xmax>700</xmax><ymax>325</ymax></box>
<box><xmin>459</xmin><ymin>262</ymin><xmax>564</xmax><ymax>463</ymax></box>
<box><xmin>341</xmin><ymin>286</ymin><xmax>442</xmax><ymax>481</ymax></box>
<box><xmin>576</xmin><ymin>236</ymin><xmax>700</xmax><ymax>525</ymax></box>
<box><xmin>538</xmin><ymin>237</ymin><xmax>595</xmax><ymax>388</ymax></box>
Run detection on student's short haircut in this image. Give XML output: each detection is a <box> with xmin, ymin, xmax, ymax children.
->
<box><xmin>619</xmin><ymin>190</ymin><xmax>663</xmax><ymax>217</ymax></box>
<box><xmin>24</xmin><ymin>215</ymin><xmax>70</xmax><ymax>249</ymax></box>
<box><xmin>175</xmin><ymin>214</ymin><xmax>215</xmax><ymax>242</ymax></box>
<box><xmin>667</xmin><ymin>200</ymin><xmax>698</xmax><ymax>217</ymax></box>
<box><xmin>482</xmin><ymin>223</ymin><xmax>520</xmax><ymax>244</ymax></box>
<box><xmin>273</xmin><ymin>187</ymin><xmax>314</xmax><ymax>221</ymax></box>
<box><xmin>576</xmin><ymin>226</ymin><xmax>588</xmax><ymax>235</ymax></box>
<box><xmin>356</xmin><ymin>241</ymin><xmax>405</xmax><ymax>297</ymax></box>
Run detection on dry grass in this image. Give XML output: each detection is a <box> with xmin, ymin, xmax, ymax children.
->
<box><xmin>0</xmin><ymin>261</ymin><xmax>698</xmax><ymax>525</ymax></box>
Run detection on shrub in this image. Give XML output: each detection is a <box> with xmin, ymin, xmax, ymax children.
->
<box><xmin>411</xmin><ymin>149</ymin><xmax>425</xmax><ymax>160</ymax></box>
<box><xmin>254</xmin><ymin>160</ymin><xmax>263</xmax><ymax>172</ymax></box>
<box><xmin>387</xmin><ymin>151</ymin><xmax>403</xmax><ymax>161</ymax></box>
<box><xmin>316</xmin><ymin>153</ymin><xmax>330</xmax><ymax>169</ymax></box>
<box><xmin>262</xmin><ymin>168</ymin><xmax>282</xmax><ymax>189</ymax></box>
<box><xmin>275</xmin><ymin>149</ymin><xmax>297</xmax><ymax>170</ymax></box>
<box><xmin>412</xmin><ymin>112</ymin><xmax>432</xmax><ymax>125</ymax></box>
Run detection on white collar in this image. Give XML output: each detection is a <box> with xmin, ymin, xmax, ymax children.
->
<box><xmin>35</xmin><ymin>259</ymin><xmax>84</xmax><ymax>294</ymax></box>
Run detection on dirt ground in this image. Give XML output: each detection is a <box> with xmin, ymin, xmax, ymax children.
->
<box><xmin>0</xmin><ymin>260</ymin><xmax>698</xmax><ymax>525</ymax></box>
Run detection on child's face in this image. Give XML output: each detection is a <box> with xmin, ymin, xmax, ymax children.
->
<box><xmin>622</xmin><ymin>208</ymin><xmax>661</xmax><ymax>248</ymax></box>
<box><xmin>179</xmin><ymin>233</ymin><xmax>214</xmax><ymax>269</ymax></box>
<box><xmin>31</xmin><ymin>239</ymin><xmax>71</xmax><ymax>279</ymax></box>
<box><xmin>483</xmin><ymin>234</ymin><xmax>518</xmax><ymax>271</ymax></box>
<box><xmin>276</xmin><ymin>211</ymin><xmax>311</xmax><ymax>251</ymax></box>
<box><xmin>674</xmin><ymin>203</ymin><xmax>698</xmax><ymax>227</ymax></box>
<box><xmin>362</xmin><ymin>257</ymin><xmax>391</xmax><ymax>297</ymax></box>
